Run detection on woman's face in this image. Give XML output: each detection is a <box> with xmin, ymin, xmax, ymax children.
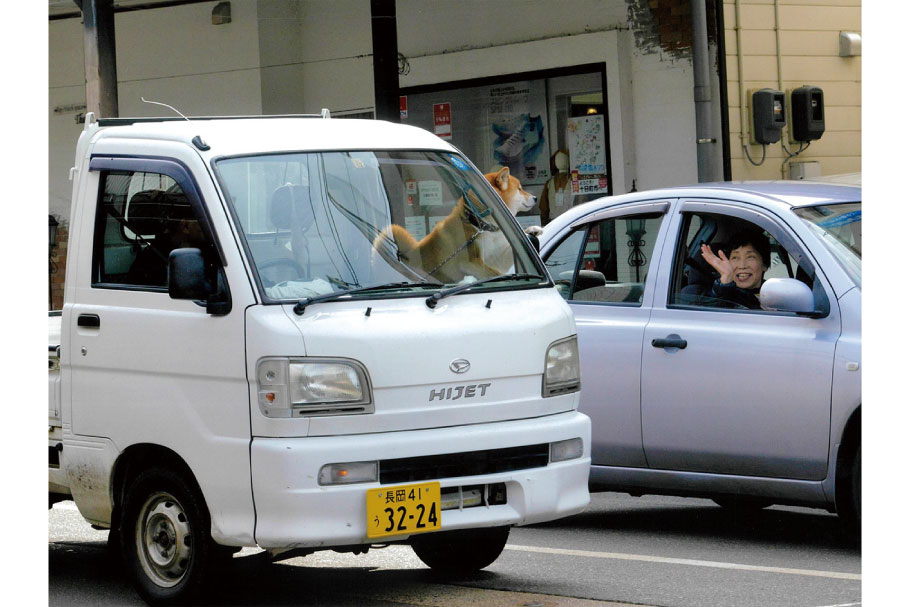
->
<box><xmin>728</xmin><ymin>244</ymin><xmax>765</xmax><ymax>290</ymax></box>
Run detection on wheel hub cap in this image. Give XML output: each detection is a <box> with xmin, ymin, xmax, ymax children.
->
<box><xmin>137</xmin><ymin>493</ymin><xmax>193</xmax><ymax>588</ymax></box>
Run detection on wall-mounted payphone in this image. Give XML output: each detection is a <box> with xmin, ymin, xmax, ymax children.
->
<box><xmin>789</xmin><ymin>86</ymin><xmax>825</xmax><ymax>142</ymax></box>
<box><xmin>748</xmin><ymin>89</ymin><xmax>787</xmax><ymax>145</ymax></box>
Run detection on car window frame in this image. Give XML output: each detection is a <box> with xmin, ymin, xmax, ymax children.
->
<box><xmin>667</xmin><ymin>199</ymin><xmax>834</xmax><ymax>317</ymax></box>
<box><xmin>544</xmin><ymin>200</ymin><xmax>672</xmax><ymax>307</ymax></box>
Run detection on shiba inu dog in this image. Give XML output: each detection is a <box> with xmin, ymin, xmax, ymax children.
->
<box><xmin>374</xmin><ymin>167</ymin><xmax>535</xmax><ymax>283</ymax></box>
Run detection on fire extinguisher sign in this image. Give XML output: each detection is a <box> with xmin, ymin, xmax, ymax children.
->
<box><xmin>433</xmin><ymin>103</ymin><xmax>452</xmax><ymax>140</ymax></box>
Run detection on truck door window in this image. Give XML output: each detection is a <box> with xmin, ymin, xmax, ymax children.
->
<box><xmin>93</xmin><ymin>171</ymin><xmax>209</xmax><ymax>290</ymax></box>
<box><xmin>544</xmin><ymin>213</ymin><xmax>662</xmax><ymax>305</ymax></box>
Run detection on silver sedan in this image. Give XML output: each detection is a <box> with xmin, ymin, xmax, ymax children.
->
<box><xmin>536</xmin><ymin>181</ymin><xmax>861</xmax><ymax>532</ymax></box>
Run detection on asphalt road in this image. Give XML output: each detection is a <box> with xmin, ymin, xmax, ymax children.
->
<box><xmin>49</xmin><ymin>493</ymin><xmax>861</xmax><ymax>607</ymax></box>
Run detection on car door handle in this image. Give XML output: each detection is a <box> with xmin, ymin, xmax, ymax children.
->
<box><xmin>77</xmin><ymin>314</ymin><xmax>101</xmax><ymax>328</ymax></box>
<box><xmin>651</xmin><ymin>335</ymin><xmax>687</xmax><ymax>349</ymax></box>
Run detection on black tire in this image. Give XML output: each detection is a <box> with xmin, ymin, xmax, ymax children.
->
<box><xmin>411</xmin><ymin>526</ymin><xmax>510</xmax><ymax>574</ymax></box>
<box><xmin>120</xmin><ymin>467</ymin><xmax>217</xmax><ymax>605</ymax></box>
<box><xmin>840</xmin><ymin>443</ymin><xmax>861</xmax><ymax>540</ymax></box>
<box><xmin>851</xmin><ymin>444</ymin><xmax>861</xmax><ymax>521</ymax></box>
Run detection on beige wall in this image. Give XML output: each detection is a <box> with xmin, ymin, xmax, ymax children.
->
<box><xmin>724</xmin><ymin>0</ymin><xmax>861</xmax><ymax>179</ymax></box>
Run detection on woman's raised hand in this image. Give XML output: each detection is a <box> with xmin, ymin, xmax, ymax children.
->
<box><xmin>700</xmin><ymin>243</ymin><xmax>733</xmax><ymax>284</ymax></box>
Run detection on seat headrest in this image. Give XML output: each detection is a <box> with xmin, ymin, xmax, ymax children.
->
<box><xmin>684</xmin><ymin>241</ymin><xmax>725</xmax><ymax>285</ymax></box>
<box><xmin>270</xmin><ymin>184</ymin><xmax>315</xmax><ymax>231</ymax></box>
<box><xmin>126</xmin><ymin>190</ymin><xmax>194</xmax><ymax>236</ymax></box>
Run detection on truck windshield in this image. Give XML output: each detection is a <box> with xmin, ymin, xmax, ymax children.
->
<box><xmin>793</xmin><ymin>201</ymin><xmax>861</xmax><ymax>286</ymax></box>
<box><xmin>215</xmin><ymin>151</ymin><xmax>544</xmax><ymax>302</ymax></box>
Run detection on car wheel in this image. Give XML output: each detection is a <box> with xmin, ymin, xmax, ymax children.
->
<box><xmin>411</xmin><ymin>526</ymin><xmax>510</xmax><ymax>574</ymax></box>
<box><xmin>840</xmin><ymin>443</ymin><xmax>861</xmax><ymax>539</ymax></box>
<box><xmin>851</xmin><ymin>444</ymin><xmax>861</xmax><ymax>521</ymax></box>
<box><xmin>120</xmin><ymin>467</ymin><xmax>216</xmax><ymax>605</ymax></box>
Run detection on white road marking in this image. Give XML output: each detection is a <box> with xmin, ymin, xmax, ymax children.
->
<box><xmin>506</xmin><ymin>545</ymin><xmax>861</xmax><ymax>581</ymax></box>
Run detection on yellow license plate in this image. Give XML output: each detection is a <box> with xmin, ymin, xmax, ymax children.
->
<box><xmin>366</xmin><ymin>481</ymin><xmax>441</xmax><ymax>539</ymax></box>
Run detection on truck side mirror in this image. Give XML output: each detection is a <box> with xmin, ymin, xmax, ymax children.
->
<box><xmin>168</xmin><ymin>248</ymin><xmax>210</xmax><ymax>301</ymax></box>
<box><xmin>760</xmin><ymin>278</ymin><xmax>821</xmax><ymax>317</ymax></box>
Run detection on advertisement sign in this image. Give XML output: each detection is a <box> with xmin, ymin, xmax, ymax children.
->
<box><xmin>488</xmin><ymin>82</ymin><xmax>549</xmax><ymax>185</ymax></box>
<box><xmin>433</xmin><ymin>103</ymin><xmax>452</xmax><ymax>140</ymax></box>
<box><xmin>567</xmin><ymin>115</ymin><xmax>609</xmax><ymax>196</ymax></box>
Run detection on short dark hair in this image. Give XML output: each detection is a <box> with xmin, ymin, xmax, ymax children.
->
<box><xmin>725</xmin><ymin>229</ymin><xmax>771</xmax><ymax>268</ymax></box>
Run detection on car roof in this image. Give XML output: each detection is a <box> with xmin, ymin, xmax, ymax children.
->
<box><xmin>88</xmin><ymin>116</ymin><xmax>457</xmax><ymax>157</ymax></box>
<box><xmin>541</xmin><ymin>180</ymin><xmax>861</xmax><ymax>239</ymax></box>
<box><xmin>676</xmin><ymin>181</ymin><xmax>861</xmax><ymax>206</ymax></box>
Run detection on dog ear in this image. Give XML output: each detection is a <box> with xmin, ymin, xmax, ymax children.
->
<box><xmin>494</xmin><ymin>166</ymin><xmax>510</xmax><ymax>189</ymax></box>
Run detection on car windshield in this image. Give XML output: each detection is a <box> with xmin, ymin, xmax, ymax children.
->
<box><xmin>215</xmin><ymin>150</ymin><xmax>543</xmax><ymax>302</ymax></box>
<box><xmin>793</xmin><ymin>201</ymin><xmax>861</xmax><ymax>286</ymax></box>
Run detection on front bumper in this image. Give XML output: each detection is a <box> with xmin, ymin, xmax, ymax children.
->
<box><xmin>251</xmin><ymin>411</ymin><xmax>590</xmax><ymax>548</ymax></box>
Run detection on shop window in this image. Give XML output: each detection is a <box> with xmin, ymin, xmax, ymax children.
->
<box><xmin>400</xmin><ymin>65</ymin><xmax>611</xmax><ymax>229</ymax></box>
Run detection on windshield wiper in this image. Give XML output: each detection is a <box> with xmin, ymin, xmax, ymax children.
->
<box><xmin>293</xmin><ymin>281</ymin><xmax>437</xmax><ymax>315</ymax></box>
<box><xmin>425</xmin><ymin>273</ymin><xmax>545</xmax><ymax>308</ymax></box>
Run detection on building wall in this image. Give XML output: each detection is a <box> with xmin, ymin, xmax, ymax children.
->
<box><xmin>49</xmin><ymin>0</ymin><xmax>707</xmax><ymax>225</ymax></box>
<box><xmin>723</xmin><ymin>0</ymin><xmax>862</xmax><ymax>179</ymax></box>
<box><xmin>289</xmin><ymin>0</ymin><xmax>700</xmax><ymax>192</ymax></box>
<box><xmin>49</xmin><ymin>0</ymin><xmax>265</xmax><ymax>221</ymax></box>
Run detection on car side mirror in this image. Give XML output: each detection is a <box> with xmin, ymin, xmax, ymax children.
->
<box><xmin>168</xmin><ymin>248</ymin><xmax>210</xmax><ymax>301</ymax></box>
<box><xmin>575</xmin><ymin>269</ymin><xmax>607</xmax><ymax>291</ymax></box>
<box><xmin>760</xmin><ymin>278</ymin><xmax>821</xmax><ymax>316</ymax></box>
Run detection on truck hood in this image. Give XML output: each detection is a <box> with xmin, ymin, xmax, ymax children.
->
<box><xmin>245</xmin><ymin>287</ymin><xmax>578</xmax><ymax>437</ymax></box>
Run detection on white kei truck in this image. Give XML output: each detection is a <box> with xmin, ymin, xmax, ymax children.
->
<box><xmin>48</xmin><ymin>111</ymin><xmax>591</xmax><ymax>604</ymax></box>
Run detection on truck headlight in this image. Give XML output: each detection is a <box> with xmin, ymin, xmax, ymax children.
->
<box><xmin>543</xmin><ymin>336</ymin><xmax>581</xmax><ymax>397</ymax></box>
<box><xmin>257</xmin><ymin>357</ymin><xmax>373</xmax><ymax>418</ymax></box>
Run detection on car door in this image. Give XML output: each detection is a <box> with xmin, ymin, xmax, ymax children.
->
<box><xmin>542</xmin><ymin>200</ymin><xmax>673</xmax><ymax>470</ymax></box>
<box><xmin>640</xmin><ymin>199</ymin><xmax>840</xmax><ymax>480</ymax></box>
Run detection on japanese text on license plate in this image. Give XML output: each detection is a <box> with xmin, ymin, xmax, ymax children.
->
<box><xmin>366</xmin><ymin>481</ymin><xmax>441</xmax><ymax>539</ymax></box>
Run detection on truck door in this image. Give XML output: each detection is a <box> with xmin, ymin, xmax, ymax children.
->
<box><xmin>542</xmin><ymin>201</ymin><xmax>672</xmax><ymax>470</ymax></box>
<box><xmin>640</xmin><ymin>200</ymin><xmax>838</xmax><ymax>480</ymax></box>
<box><xmin>65</xmin><ymin>150</ymin><xmax>256</xmax><ymax>538</ymax></box>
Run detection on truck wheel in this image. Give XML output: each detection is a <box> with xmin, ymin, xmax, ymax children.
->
<box><xmin>120</xmin><ymin>468</ymin><xmax>215</xmax><ymax>605</ymax></box>
<box><xmin>411</xmin><ymin>526</ymin><xmax>510</xmax><ymax>574</ymax></box>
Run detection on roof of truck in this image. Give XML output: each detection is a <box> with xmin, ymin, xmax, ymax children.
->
<box><xmin>87</xmin><ymin>114</ymin><xmax>457</xmax><ymax>157</ymax></box>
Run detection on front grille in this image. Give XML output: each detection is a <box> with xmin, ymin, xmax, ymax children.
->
<box><xmin>379</xmin><ymin>444</ymin><xmax>549</xmax><ymax>485</ymax></box>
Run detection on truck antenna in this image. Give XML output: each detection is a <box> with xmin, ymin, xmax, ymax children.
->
<box><xmin>140</xmin><ymin>97</ymin><xmax>190</xmax><ymax>121</ymax></box>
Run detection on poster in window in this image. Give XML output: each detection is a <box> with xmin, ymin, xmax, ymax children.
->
<box><xmin>433</xmin><ymin>103</ymin><xmax>452</xmax><ymax>140</ymax></box>
<box><xmin>567</xmin><ymin>115</ymin><xmax>609</xmax><ymax>196</ymax></box>
<box><xmin>405</xmin><ymin>215</ymin><xmax>427</xmax><ymax>240</ymax></box>
<box><xmin>488</xmin><ymin>82</ymin><xmax>549</xmax><ymax>185</ymax></box>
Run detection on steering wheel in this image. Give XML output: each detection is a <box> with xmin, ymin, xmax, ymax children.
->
<box><xmin>258</xmin><ymin>257</ymin><xmax>306</xmax><ymax>287</ymax></box>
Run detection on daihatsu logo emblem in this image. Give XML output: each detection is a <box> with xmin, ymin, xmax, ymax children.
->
<box><xmin>449</xmin><ymin>359</ymin><xmax>471</xmax><ymax>374</ymax></box>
